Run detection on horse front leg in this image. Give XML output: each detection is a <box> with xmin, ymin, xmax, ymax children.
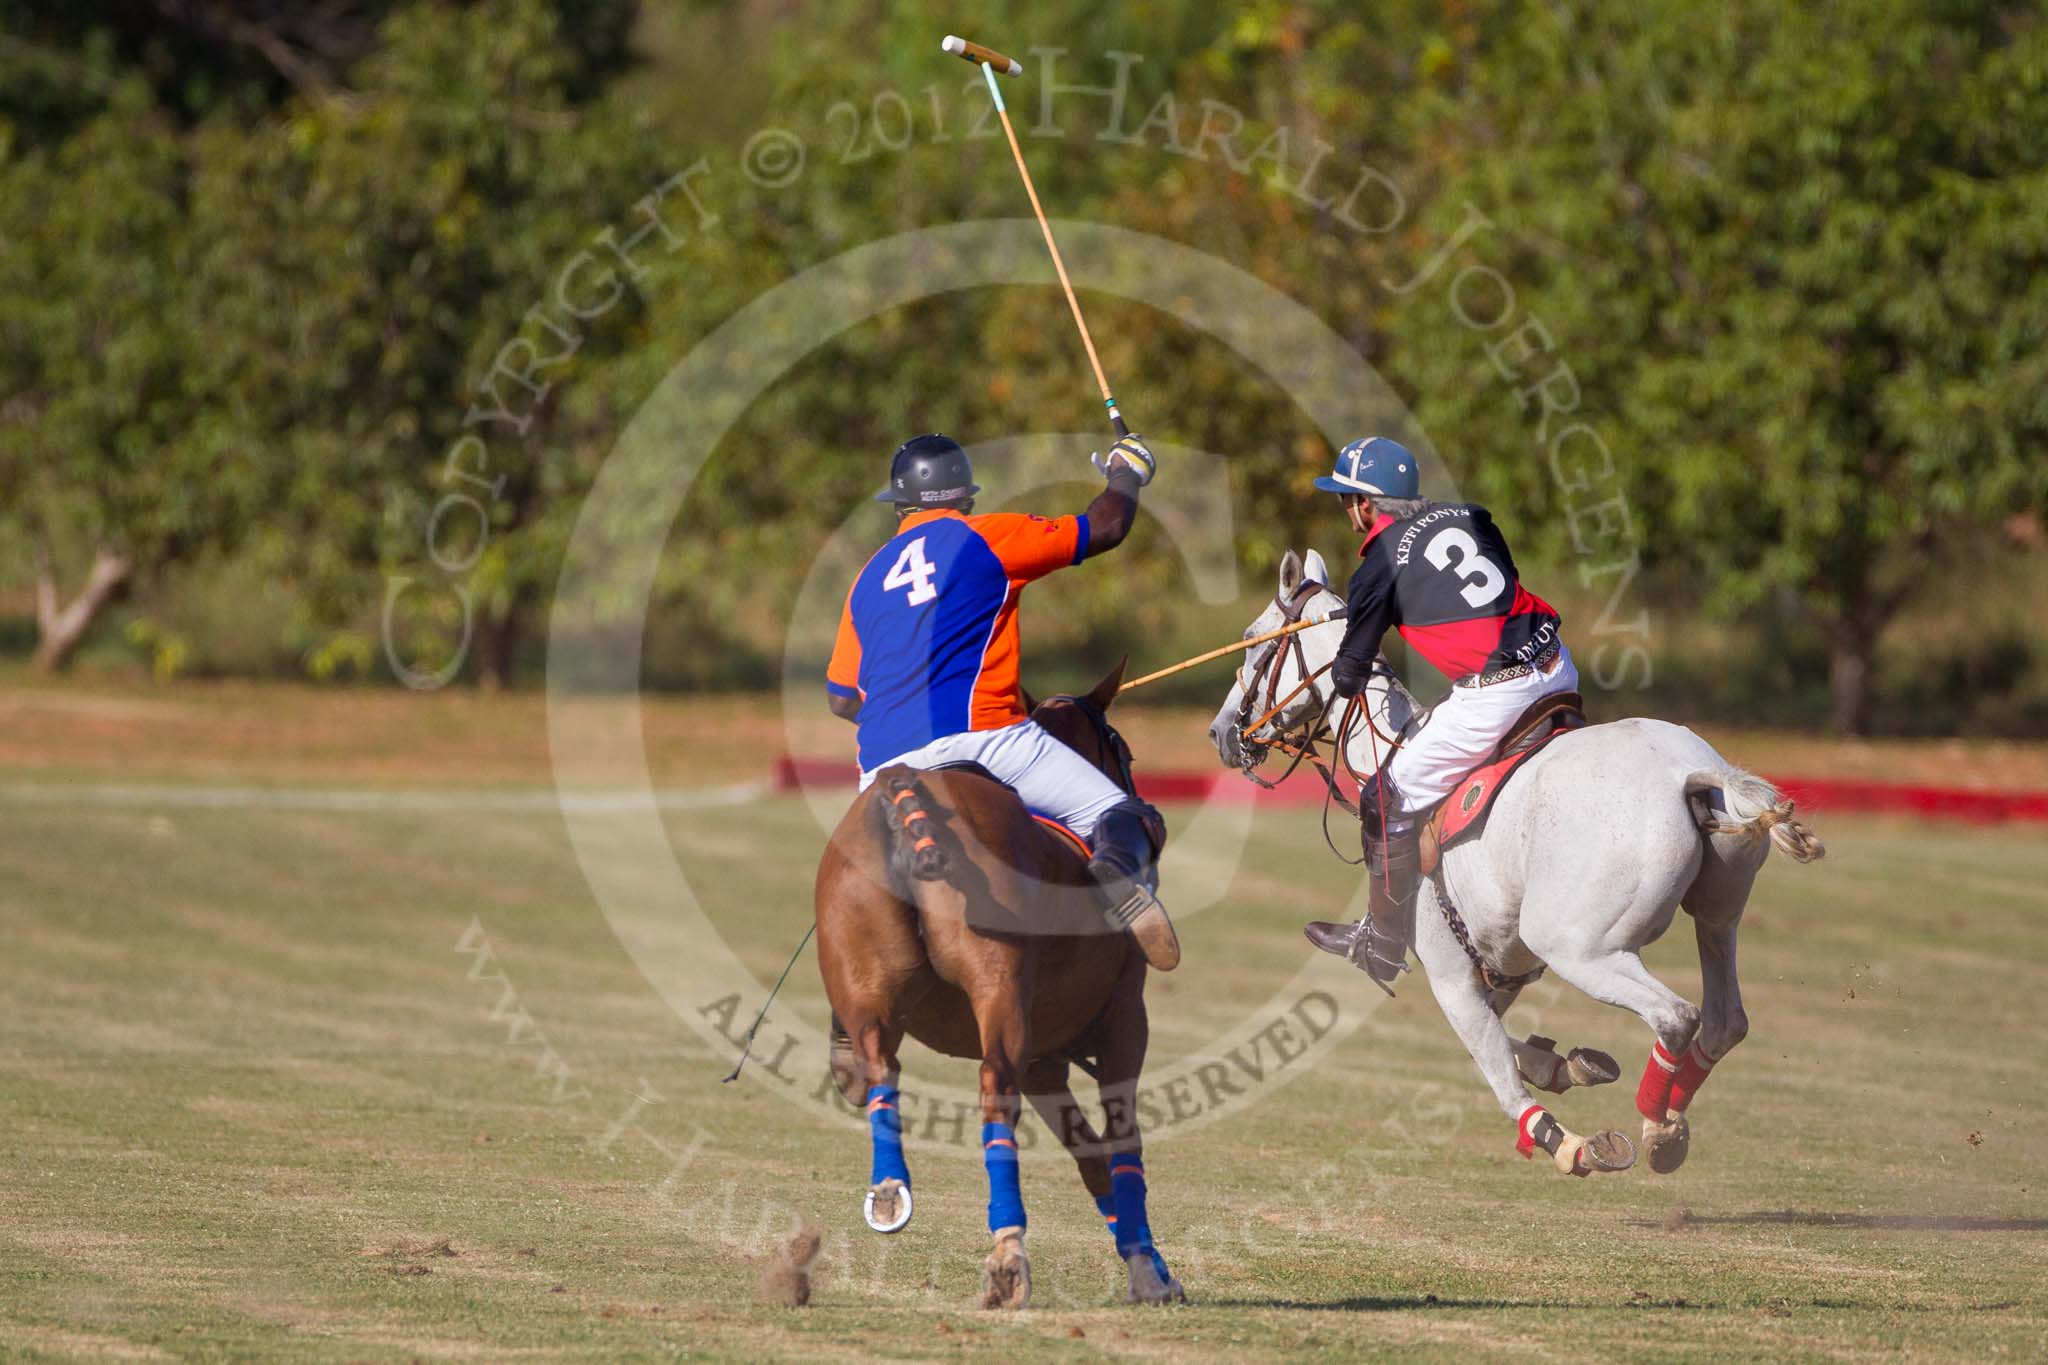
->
<box><xmin>1021</xmin><ymin>1055</ymin><xmax>1113</xmax><ymax>1223</ymax></box>
<box><xmin>1507</xmin><ymin>1030</ymin><xmax>1622</xmax><ymax>1096</ymax></box>
<box><xmin>1415</xmin><ymin>904</ymin><xmax>1635</xmax><ymax>1177</ymax></box>
<box><xmin>1093</xmin><ymin>976</ymin><xmax>1185</xmax><ymax>1304</ymax></box>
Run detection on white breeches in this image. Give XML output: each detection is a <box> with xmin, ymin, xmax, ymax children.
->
<box><xmin>858</xmin><ymin>719</ymin><xmax>1128</xmax><ymax>841</ymax></box>
<box><xmin>1386</xmin><ymin>645</ymin><xmax>1580</xmax><ymax>815</ymax></box>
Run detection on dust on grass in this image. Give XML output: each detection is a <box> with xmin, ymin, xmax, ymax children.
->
<box><xmin>759</xmin><ymin>1224</ymin><xmax>822</xmax><ymax>1308</ymax></box>
<box><xmin>362</xmin><ymin>1238</ymin><xmax>460</xmax><ymax>1277</ymax></box>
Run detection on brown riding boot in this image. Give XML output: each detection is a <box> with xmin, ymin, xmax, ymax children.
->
<box><xmin>1090</xmin><ymin>803</ymin><xmax>1181</xmax><ymax>972</ymax></box>
<box><xmin>1304</xmin><ymin>818</ymin><xmax>1420</xmax><ymax>996</ymax></box>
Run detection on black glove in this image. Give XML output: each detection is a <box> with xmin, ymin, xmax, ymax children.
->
<box><xmin>1356</xmin><ymin>771</ymin><xmax>1385</xmax><ymax>842</ymax></box>
<box><xmin>1331</xmin><ymin>653</ymin><xmax>1368</xmax><ymax>699</ymax></box>
<box><xmin>1091</xmin><ymin>434</ymin><xmax>1156</xmax><ymax>486</ymax></box>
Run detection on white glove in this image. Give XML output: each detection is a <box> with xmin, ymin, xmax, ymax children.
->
<box><xmin>1090</xmin><ymin>434</ymin><xmax>1156</xmax><ymax>486</ymax></box>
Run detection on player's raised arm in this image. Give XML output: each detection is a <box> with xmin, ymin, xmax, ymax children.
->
<box><xmin>1078</xmin><ymin>434</ymin><xmax>1154</xmax><ymax>556</ymax></box>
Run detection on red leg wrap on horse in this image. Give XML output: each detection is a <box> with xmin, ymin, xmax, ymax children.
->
<box><xmin>1667</xmin><ymin>1041</ymin><xmax>1715</xmax><ymax>1113</ymax></box>
<box><xmin>1635</xmin><ymin>1041</ymin><xmax>1680</xmax><ymax>1121</ymax></box>
<box><xmin>1515</xmin><ymin>1104</ymin><xmax>1545</xmax><ymax>1158</ymax></box>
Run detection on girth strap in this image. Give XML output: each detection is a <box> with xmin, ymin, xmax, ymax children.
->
<box><xmin>1433</xmin><ymin>875</ymin><xmax>1546</xmax><ymax>994</ymax></box>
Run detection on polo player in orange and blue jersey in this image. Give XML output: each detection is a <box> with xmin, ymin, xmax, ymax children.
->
<box><xmin>826</xmin><ymin>432</ymin><xmax>1179</xmax><ymax>970</ymax></box>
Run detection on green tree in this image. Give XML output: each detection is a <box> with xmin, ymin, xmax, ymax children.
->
<box><xmin>0</xmin><ymin>1</ymin><xmax>431</xmax><ymax>671</ymax></box>
<box><xmin>1393</xmin><ymin>0</ymin><xmax>2048</xmax><ymax>731</ymax></box>
<box><xmin>1</xmin><ymin>0</ymin><xmax>647</xmax><ymax>682</ymax></box>
<box><xmin>184</xmin><ymin>0</ymin><xmax>658</xmax><ymax>686</ymax></box>
<box><xmin>0</xmin><ymin>87</ymin><xmax>254</xmax><ymax>670</ymax></box>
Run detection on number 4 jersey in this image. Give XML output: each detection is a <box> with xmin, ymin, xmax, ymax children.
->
<box><xmin>1337</xmin><ymin>504</ymin><xmax>1561</xmax><ymax>684</ymax></box>
<box><xmin>828</xmin><ymin>508</ymin><xmax>1091</xmax><ymax>771</ymax></box>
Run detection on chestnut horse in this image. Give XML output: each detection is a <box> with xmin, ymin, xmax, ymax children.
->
<box><xmin>813</xmin><ymin>660</ymin><xmax>1184</xmax><ymax>1309</ymax></box>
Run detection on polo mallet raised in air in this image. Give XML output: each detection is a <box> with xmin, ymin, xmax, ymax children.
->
<box><xmin>943</xmin><ymin>34</ymin><xmax>1130</xmax><ymax>440</ymax></box>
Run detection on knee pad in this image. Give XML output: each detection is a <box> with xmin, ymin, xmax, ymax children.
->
<box><xmin>1101</xmin><ymin>798</ymin><xmax>1165</xmax><ymax>858</ymax></box>
<box><xmin>1358</xmin><ymin>772</ymin><xmax>1403</xmax><ymax>838</ymax></box>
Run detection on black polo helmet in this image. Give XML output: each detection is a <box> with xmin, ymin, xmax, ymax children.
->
<box><xmin>873</xmin><ymin>433</ymin><xmax>979</xmax><ymax>507</ymax></box>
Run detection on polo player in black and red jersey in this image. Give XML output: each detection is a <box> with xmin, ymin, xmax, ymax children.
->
<box><xmin>1301</xmin><ymin>437</ymin><xmax>1576</xmax><ymax>994</ymax></box>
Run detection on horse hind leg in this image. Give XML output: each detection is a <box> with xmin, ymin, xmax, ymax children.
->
<box><xmin>1636</xmin><ymin>911</ymin><xmax>1749</xmax><ymax>1175</ymax></box>
<box><xmin>973</xmin><ymin>984</ymin><xmax>1032</xmax><ymax>1309</ymax></box>
<box><xmin>843</xmin><ymin>1017</ymin><xmax>914</xmax><ymax>1233</ymax></box>
<box><xmin>816</xmin><ymin>810</ymin><xmax>929</xmax><ymax>1234</ymax></box>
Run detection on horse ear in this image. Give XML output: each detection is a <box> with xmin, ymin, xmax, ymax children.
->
<box><xmin>1278</xmin><ymin>549</ymin><xmax>1303</xmax><ymax>597</ymax></box>
<box><xmin>1088</xmin><ymin>656</ymin><xmax>1127</xmax><ymax>709</ymax></box>
<box><xmin>1303</xmin><ymin>548</ymin><xmax>1329</xmax><ymax>586</ymax></box>
<box><xmin>1020</xmin><ymin>684</ymin><xmax>1041</xmax><ymax>714</ymax></box>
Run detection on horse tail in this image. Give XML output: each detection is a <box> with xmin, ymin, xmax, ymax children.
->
<box><xmin>1685</xmin><ymin>768</ymin><xmax>1826</xmax><ymax>864</ymax></box>
<box><xmin>878</xmin><ymin>768</ymin><xmax>950</xmax><ymax>881</ymax></box>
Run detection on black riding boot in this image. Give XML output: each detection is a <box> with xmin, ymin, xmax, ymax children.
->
<box><xmin>1088</xmin><ymin>802</ymin><xmax>1180</xmax><ymax>972</ymax></box>
<box><xmin>1305</xmin><ymin>783</ymin><xmax>1421</xmax><ymax>996</ymax></box>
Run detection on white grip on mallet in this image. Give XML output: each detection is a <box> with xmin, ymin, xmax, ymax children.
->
<box><xmin>942</xmin><ymin>34</ymin><xmax>1023</xmax><ymax>76</ymax></box>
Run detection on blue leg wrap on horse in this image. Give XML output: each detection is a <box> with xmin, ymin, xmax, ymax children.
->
<box><xmin>1110</xmin><ymin>1154</ymin><xmax>1153</xmax><ymax>1253</ymax></box>
<box><xmin>982</xmin><ymin>1122</ymin><xmax>1026</xmax><ymax>1232</ymax></box>
<box><xmin>1111</xmin><ymin>1153</ymin><xmax>1171</xmax><ymax>1279</ymax></box>
<box><xmin>866</xmin><ymin>1085</ymin><xmax>909</xmax><ymax>1187</ymax></box>
<box><xmin>1094</xmin><ymin>1191</ymin><xmax>1117</xmax><ymax>1234</ymax></box>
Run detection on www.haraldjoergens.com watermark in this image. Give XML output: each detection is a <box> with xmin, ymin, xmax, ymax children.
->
<box><xmin>382</xmin><ymin>45</ymin><xmax>1649</xmax><ymax>692</ymax></box>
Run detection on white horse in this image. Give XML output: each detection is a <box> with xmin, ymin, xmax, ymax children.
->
<box><xmin>1209</xmin><ymin>550</ymin><xmax>1824</xmax><ymax>1177</ymax></box>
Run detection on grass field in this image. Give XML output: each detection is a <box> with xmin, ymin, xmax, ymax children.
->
<box><xmin>3</xmin><ymin>679</ymin><xmax>2046</xmax><ymax>1361</ymax></box>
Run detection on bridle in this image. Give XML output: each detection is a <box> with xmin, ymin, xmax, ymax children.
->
<box><xmin>1227</xmin><ymin>580</ymin><xmax>1413</xmax><ymax>861</ymax></box>
<box><xmin>1228</xmin><ymin>580</ymin><xmax>1357</xmax><ymax>805</ymax></box>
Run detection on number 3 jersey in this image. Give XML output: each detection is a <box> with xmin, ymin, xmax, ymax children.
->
<box><xmin>827</xmin><ymin>508</ymin><xmax>1092</xmax><ymax>771</ymax></box>
<box><xmin>1336</xmin><ymin>504</ymin><xmax>1561</xmax><ymax>684</ymax></box>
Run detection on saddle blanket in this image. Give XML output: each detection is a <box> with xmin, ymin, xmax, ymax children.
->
<box><xmin>1431</xmin><ymin>726</ymin><xmax>1580</xmax><ymax>856</ymax></box>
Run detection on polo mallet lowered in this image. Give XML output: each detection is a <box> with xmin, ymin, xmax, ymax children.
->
<box><xmin>943</xmin><ymin>34</ymin><xmax>1130</xmax><ymax>440</ymax></box>
<box><xmin>1116</xmin><ymin>609</ymin><xmax>1349</xmax><ymax>695</ymax></box>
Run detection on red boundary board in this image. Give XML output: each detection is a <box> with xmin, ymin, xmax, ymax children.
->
<box><xmin>773</xmin><ymin>755</ymin><xmax>2048</xmax><ymax>826</ymax></box>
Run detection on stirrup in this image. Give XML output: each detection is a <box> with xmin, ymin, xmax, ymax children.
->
<box><xmin>1349</xmin><ymin>919</ymin><xmax>1409</xmax><ymax>997</ymax></box>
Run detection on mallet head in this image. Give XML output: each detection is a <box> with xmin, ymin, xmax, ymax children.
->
<box><xmin>942</xmin><ymin>34</ymin><xmax>1022</xmax><ymax>76</ymax></box>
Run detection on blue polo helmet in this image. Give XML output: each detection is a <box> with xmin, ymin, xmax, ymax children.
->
<box><xmin>1312</xmin><ymin>437</ymin><xmax>1419</xmax><ymax>499</ymax></box>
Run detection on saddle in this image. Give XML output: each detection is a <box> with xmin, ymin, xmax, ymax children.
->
<box><xmin>1417</xmin><ymin>692</ymin><xmax>1586</xmax><ymax>875</ymax></box>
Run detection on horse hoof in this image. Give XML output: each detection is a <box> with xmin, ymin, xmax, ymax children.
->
<box><xmin>1125</xmin><ymin>1251</ymin><xmax>1186</xmax><ymax>1304</ymax></box>
<box><xmin>1517</xmin><ymin>1037</ymin><xmax>1617</xmax><ymax>1094</ymax></box>
<box><xmin>1566</xmin><ymin>1047</ymin><xmax>1620</xmax><ymax>1089</ymax></box>
<box><xmin>863</xmin><ymin>1179</ymin><xmax>912</xmax><ymax>1234</ymax></box>
<box><xmin>980</xmin><ymin>1228</ymin><xmax>1030</xmax><ymax>1309</ymax></box>
<box><xmin>1558</xmin><ymin>1128</ymin><xmax>1637</xmax><ymax>1175</ymax></box>
<box><xmin>1582</xmin><ymin>1128</ymin><xmax>1637</xmax><ymax>1173</ymax></box>
<box><xmin>1644</xmin><ymin>1112</ymin><xmax>1691</xmax><ymax>1174</ymax></box>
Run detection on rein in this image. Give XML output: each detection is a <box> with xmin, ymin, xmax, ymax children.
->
<box><xmin>1222</xmin><ymin>583</ymin><xmax>1431</xmax><ymax>865</ymax></box>
<box><xmin>1228</xmin><ymin>584</ymin><xmax>1398</xmax><ymax>845</ymax></box>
